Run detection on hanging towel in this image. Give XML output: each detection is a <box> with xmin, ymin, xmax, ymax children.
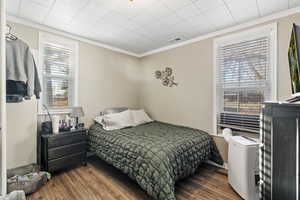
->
<box><xmin>6</xmin><ymin>80</ymin><xmax>27</xmax><ymax>103</ymax></box>
<box><xmin>6</xmin><ymin>39</ymin><xmax>41</xmax><ymax>99</ymax></box>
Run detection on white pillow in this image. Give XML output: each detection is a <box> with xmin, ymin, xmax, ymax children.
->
<box><xmin>131</xmin><ymin>109</ymin><xmax>153</xmax><ymax>126</ymax></box>
<box><xmin>101</xmin><ymin>110</ymin><xmax>134</xmax><ymax>131</ymax></box>
<box><xmin>94</xmin><ymin>115</ymin><xmax>105</xmax><ymax>126</ymax></box>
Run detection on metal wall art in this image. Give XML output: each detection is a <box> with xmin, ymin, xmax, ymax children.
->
<box><xmin>155</xmin><ymin>67</ymin><xmax>178</xmax><ymax>87</ymax></box>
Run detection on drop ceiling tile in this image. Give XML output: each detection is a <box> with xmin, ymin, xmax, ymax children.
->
<box><xmin>159</xmin><ymin>13</ymin><xmax>185</xmax><ymax>27</ymax></box>
<box><xmin>186</xmin><ymin>14</ymin><xmax>216</xmax><ymax>33</ymax></box>
<box><xmin>7</xmin><ymin>0</ymin><xmax>20</xmax><ymax>15</ymax></box>
<box><xmin>132</xmin><ymin>26</ymin><xmax>169</xmax><ymax>43</ymax></box>
<box><xmin>146</xmin><ymin>1</ymin><xmax>174</xmax><ymax>19</ymax></box>
<box><xmin>70</xmin><ymin>0</ymin><xmax>112</xmax><ymax>25</ymax></box>
<box><xmin>161</xmin><ymin>0</ymin><xmax>193</xmax><ymax>10</ymax></box>
<box><xmin>154</xmin><ymin>28</ymin><xmax>178</xmax><ymax>39</ymax></box>
<box><xmin>29</xmin><ymin>0</ymin><xmax>54</xmax><ymax>7</ymax></box>
<box><xmin>129</xmin><ymin>0</ymin><xmax>158</xmax><ymax>9</ymax></box>
<box><xmin>69</xmin><ymin>15</ymin><xmax>100</xmax><ymax>31</ymax></box>
<box><xmin>139</xmin><ymin>32</ymin><xmax>165</xmax><ymax>42</ymax></box>
<box><xmin>176</xmin><ymin>4</ymin><xmax>202</xmax><ymax>19</ymax></box>
<box><xmin>132</xmin><ymin>39</ymin><xmax>154</xmax><ymax>49</ymax></box>
<box><xmin>44</xmin><ymin>0</ymin><xmax>90</xmax><ymax>24</ymax></box>
<box><xmin>112</xmin><ymin>0</ymin><xmax>142</xmax><ymax>18</ymax></box>
<box><xmin>19</xmin><ymin>0</ymin><xmax>50</xmax><ymax>23</ymax></box>
<box><xmin>100</xmin><ymin>11</ymin><xmax>131</xmax><ymax>26</ymax></box>
<box><xmin>116</xmin><ymin>29</ymin><xmax>140</xmax><ymax>40</ymax></box>
<box><xmin>170</xmin><ymin>22</ymin><xmax>209</xmax><ymax>39</ymax></box>
<box><xmin>143</xmin><ymin>21</ymin><xmax>170</xmax><ymax>33</ymax></box>
<box><xmin>181</xmin><ymin>30</ymin><xmax>203</xmax><ymax>39</ymax></box>
<box><xmin>225</xmin><ymin>0</ymin><xmax>260</xmax><ymax>23</ymax></box>
<box><xmin>113</xmin><ymin>0</ymin><xmax>157</xmax><ymax>13</ymax></box>
<box><xmin>130</xmin><ymin>10</ymin><xmax>158</xmax><ymax>26</ymax></box>
<box><xmin>171</xmin><ymin>21</ymin><xmax>196</xmax><ymax>33</ymax></box>
<box><xmin>257</xmin><ymin>0</ymin><xmax>288</xmax><ymax>16</ymax></box>
<box><xmin>64</xmin><ymin>20</ymin><xmax>98</xmax><ymax>37</ymax></box>
<box><xmin>193</xmin><ymin>0</ymin><xmax>225</xmax><ymax>12</ymax></box>
<box><xmin>130</xmin><ymin>27</ymin><xmax>151</xmax><ymax>38</ymax></box>
<box><xmin>93</xmin><ymin>22</ymin><xmax>122</xmax><ymax>36</ymax></box>
<box><xmin>44</xmin><ymin>16</ymin><xmax>70</xmax><ymax>30</ymax></box>
<box><xmin>87</xmin><ymin>31</ymin><xmax>115</xmax><ymax>42</ymax></box>
<box><xmin>119</xmin><ymin>32</ymin><xmax>144</xmax><ymax>43</ymax></box>
<box><xmin>202</xmin><ymin>5</ymin><xmax>236</xmax><ymax>30</ymax></box>
<box><xmin>289</xmin><ymin>0</ymin><xmax>300</xmax><ymax>7</ymax></box>
<box><xmin>120</xmin><ymin>20</ymin><xmax>141</xmax><ymax>32</ymax></box>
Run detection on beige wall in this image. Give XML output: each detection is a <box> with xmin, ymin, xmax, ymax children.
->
<box><xmin>78</xmin><ymin>42</ymin><xmax>141</xmax><ymax>126</ymax></box>
<box><xmin>139</xmin><ymin>13</ymin><xmax>300</xmax><ymax>163</ymax></box>
<box><xmin>7</xmin><ymin>22</ymin><xmax>141</xmax><ymax>169</ymax></box>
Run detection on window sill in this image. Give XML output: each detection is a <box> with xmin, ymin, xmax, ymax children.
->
<box><xmin>210</xmin><ymin>133</ymin><xmax>224</xmax><ymax>138</ymax></box>
<box><xmin>38</xmin><ymin>110</ymin><xmax>71</xmax><ymax>116</ymax></box>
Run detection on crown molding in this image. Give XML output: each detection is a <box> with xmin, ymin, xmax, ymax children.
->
<box><xmin>139</xmin><ymin>6</ymin><xmax>300</xmax><ymax>57</ymax></box>
<box><xmin>7</xmin><ymin>6</ymin><xmax>300</xmax><ymax>58</ymax></box>
<box><xmin>6</xmin><ymin>15</ymin><xmax>140</xmax><ymax>57</ymax></box>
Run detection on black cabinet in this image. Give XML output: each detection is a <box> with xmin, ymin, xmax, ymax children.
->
<box><xmin>41</xmin><ymin>129</ymin><xmax>87</xmax><ymax>172</ymax></box>
<box><xmin>260</xmin><ymin>103</ymin><xmax>299</xmax><ymax>200</ymax></box>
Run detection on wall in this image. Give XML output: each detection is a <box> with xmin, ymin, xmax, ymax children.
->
<box><xmin>139</xmin><ymin>13</ymin><xmax>300</xmax><ymax>163</ymax></box>
<box><xmin>7</xmin><ymin>22</ymin><xmax>141</xmax><ymax>169</ymax></box>
<box><xmin>78</xmin><ymin>42</ymin><xmax>141</xmax><ymax>126</ymax></box>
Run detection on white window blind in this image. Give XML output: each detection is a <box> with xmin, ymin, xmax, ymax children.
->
<box><xmin>39</xmin><ymin>33</ymin><xmax>78</xmax><ymax>112</ymax></box>
<box><xmin>215</xmin><ymin>25</ymin><xmax>276</xmax><ymax>134</ymax></box>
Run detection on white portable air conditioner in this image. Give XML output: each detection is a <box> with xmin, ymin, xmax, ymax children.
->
<box><xmin>228</xmin><ymin>136</ymin><xmax>259</xmax><ymax>200</ymax></box>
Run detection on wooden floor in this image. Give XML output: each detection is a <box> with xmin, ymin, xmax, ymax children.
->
<box><xmin>28</xmin><ymin>158</ymin><xmax>242</xmax><ymax>200</ymax></box>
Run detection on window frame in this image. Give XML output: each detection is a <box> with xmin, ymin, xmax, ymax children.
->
<box><xmin>38</xmin><ymin>32</ymin><xmax>79</xmax><ymax>114</ymax></box>
<box><xmin>213</xmin><ymin>23</ymin><xmax>278</xmax><ymax>135</ymax></box>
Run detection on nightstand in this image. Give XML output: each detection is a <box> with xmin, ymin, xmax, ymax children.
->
<box><xmin>41</xmin><ymin>128</ymin><xmax>88</xmax><ymax>172</ymax></box>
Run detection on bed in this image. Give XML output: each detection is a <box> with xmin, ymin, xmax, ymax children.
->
<box><xmin>88</xmin><ymin>120</ymin><xmax>223</xmax><ymax>200</ymax></box>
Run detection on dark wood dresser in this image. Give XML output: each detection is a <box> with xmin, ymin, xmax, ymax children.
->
<box><xmin>260</xmin><ymin>102</ymin><xmax>299</xmax><ymax>200</ymax></box>
<box><xmin>41</xmin><ymin>129</ymin><xmax>87</xmax><ymax>172</ymax></box>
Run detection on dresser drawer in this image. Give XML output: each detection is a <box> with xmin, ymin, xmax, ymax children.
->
<box><xmin>48</xmin><ymin>152</ymin><xmax>86</xmax><ymax>172</ymax></box>
<box><xmin>47</xmin><ymin>133</ymin><xmax>87</xmax><ymax>148</ymax></box>
<box><xmin>48</xmin><ymin>142</ymin><xmax>87</xmax><ymax>160</ymax></box>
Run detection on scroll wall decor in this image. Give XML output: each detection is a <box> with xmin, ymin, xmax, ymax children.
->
<box><xmin>155</xmin><ymin>67</ymin><xmax>178</xmax><ymax>87</ymax></box>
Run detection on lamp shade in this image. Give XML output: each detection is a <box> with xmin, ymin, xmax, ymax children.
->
<box><xmin>70</xmin><ymin>107</ymin><xmax>85</xmax><ymax>118</ymax></box>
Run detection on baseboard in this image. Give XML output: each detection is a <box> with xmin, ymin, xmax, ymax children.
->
<box><xmin>206</xmin><ymin>160</ymin><xmax>228</xmax><ymax>170</ymax></box>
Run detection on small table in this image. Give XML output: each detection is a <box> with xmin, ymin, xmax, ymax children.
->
<box><xmin>40</xmin><ymin>128</ymin><xmax>88</xmax><ymax>172</ymax></box>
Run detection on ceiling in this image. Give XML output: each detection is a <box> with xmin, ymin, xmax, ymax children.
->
<box><xmin>7</xmin><ymin>0</ymin><xmax>300</xmax><ymax>55</ymax></box>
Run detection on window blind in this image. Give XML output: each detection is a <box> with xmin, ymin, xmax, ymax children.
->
<box><xmin>216</xmin><ymin>36</ymin><xmax>272</xmax><ymax>134</ymax></box>
<box><xmin>41</xmin><ymin>42</ymin><xmax>75</xmax><ymax>109</ymax></box>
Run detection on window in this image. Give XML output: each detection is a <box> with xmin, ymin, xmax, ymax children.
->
<box><xmin>214</xmin><ymin>24</ymin><xmax>277</xmax><ymax>134</ymax></box>
<box><xmin>39</xmin><ymin>32</ymin><xmax>78</xmax><ymax>112</ymax></box>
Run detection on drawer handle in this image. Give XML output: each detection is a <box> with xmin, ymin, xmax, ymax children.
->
<box><xmin>259</xmin><ymin>180</ymin><xmax>264</xmax><ymax>186</ymax></box>
<box><xmin>259</xmin><ymin>143</ymin><xmax>264</xmax><ymax>148</ymax></box>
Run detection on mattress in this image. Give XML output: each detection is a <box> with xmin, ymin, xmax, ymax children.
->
<box><xmin>88</xmin><ymin>121</ymin><xmax>223</xmax><ymax>200</ymax></box>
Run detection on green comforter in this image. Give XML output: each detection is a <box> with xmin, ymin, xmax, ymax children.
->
<box><xmin>88</xmin><ymin>121</ymin><xmax>223</xmax><ymax>200</ymax></box>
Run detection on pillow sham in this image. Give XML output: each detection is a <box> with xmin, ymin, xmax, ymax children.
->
<box><xmin>131</xmin><ymin>109</ymin><xmax>153</xmax><ymax>126</ymax></box>
<box><xmin>101</xmin><ymin>110</ymin><xmax>134</xmax><ymax>131</ymax></box>
<box><xmin>94</xmin><ymin>115</ymin><xmax>105</xmax><ymax>126</ymax></box>
<box><xmin>99</xmin><ymin>107</ymin><xmax>128</xmax><ymax>116</ymax></box>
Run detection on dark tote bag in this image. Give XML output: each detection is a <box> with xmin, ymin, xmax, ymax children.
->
<box><xmin>41</xmin><ymin>105</ymin><xmax>52</xmax><ymax>134</ymax></box>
